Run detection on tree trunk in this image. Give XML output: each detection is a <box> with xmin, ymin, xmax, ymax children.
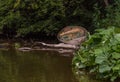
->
<box><xmin>104</xmin><ymin>0</ymin><xmax>109</xmax><ymax>6</ymax></box>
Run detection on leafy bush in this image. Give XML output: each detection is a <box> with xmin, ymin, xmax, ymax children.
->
<box><xmin>0</xmin><ymin>0</ymin><xmax>66</xmax><ymax>36</ymax></box>
<box><xmin>0</xmin><ymin>0</ymin><xmax>119</xmax><ymax>38</ymax></box>
<box><xmin>0</xmin><ymin>0</ymin><xmax>95</xmax><ymax>37</ymax></box>
<box><xmin>92</xmin><ymin>1</ymin><xmax>120</xmax><ymax>29</ymax></box>
<box><xmin>73</xmin><ymin>27</ymin><xmax>120</xmax><ymax>81</ymax></box>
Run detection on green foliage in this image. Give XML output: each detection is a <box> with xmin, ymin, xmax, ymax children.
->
<box><xmin>0</xmin><ymin>0</ymin><xmax>66</xmax><ymax>36</ymax></box>
<box><xmin>73</xmin><ymin>27</ymin><xmax>120</xmax><ymax>81</ymax></box>
<box><xmin>0</xmin><ymin>0</ymin><xmax>94</xmax><ymax>37</ymax></box>
<box><xmin>0</xmin><ymin>0</ymin><xmax>119</xmax><ymax>37</ymax></box>
<box><xmin>92</xmin><ymin>0</ymin><xmax>120</xmax><ymax>29</ymax></box>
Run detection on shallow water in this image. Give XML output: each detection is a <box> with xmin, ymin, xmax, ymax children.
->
<box><xmin>0</xmin><ymin>49</ymin><xmax>79</xmax><ymax>82</ymax></box>
<box><xmin>0</xmin><ymin>48</ymin><xmax>108</xmax><ymax>82</ymax></box>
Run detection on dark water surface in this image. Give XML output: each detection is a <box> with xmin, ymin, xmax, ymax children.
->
<box><xmin>0</xmin><ymin>49</ymin><xmax>106</xmax><ymax>82</ymax></box>
<box><xmin>0</xmin><ymin>49</ymin><xmax>79</xmax><ymax>82</ymax></box>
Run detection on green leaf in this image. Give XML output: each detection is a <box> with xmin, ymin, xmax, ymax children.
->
<box><xmin>110</xmin><ymin>76</ymin><xmax>117</xmax><ymax>82</ymax></box>
<box><xmin>112</xmin><ymin>52</ymin><xmax>120</xmax><ymax>59</ymax></box>
<box><xmin>114</xmin><ymin>34</ymin><xmax>120</xmax><ymax>41</ymax></box>
<box><xmin>112</xmin><ymin>64</ymin><xmax>120</xmax><ymax>71</ymax></box>
<box><xmin>95</xmin><ymin>54</ymin><xmax>107</xmax><ymax>64</ymax></box>
<box><xmin>99</xmin><ymin>64</ymin><xmax>111</xmax><ymax>73</ymax></box>
<box><xmin>94</xmin><ymin>48</ymin><xmax>103</xmax><ymax>56</ymax></box>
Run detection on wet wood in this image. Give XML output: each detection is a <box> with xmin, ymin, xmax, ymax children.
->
<box><xmin>32</xmin><ymin>36</ymin><xmax>86</xmax><ymax>48</ymax></box>
<box><xmin>18</xmin><ymin>36</ymin><xmax>86</xmax><ymax>54</ymax></box>
<box><xmin>18</xmin><ymin>26</ymin><xmax>88</xmax><ymax>54</ymax></box>
<box><xmin>32</xmin><ymin>42</ymin><xmax>77</xmax><ymax>49</ymax></box>
<box><xmin>18</xmin><ymin>46</ymin><xmax>75</xmax><ymax>54</ymax></box>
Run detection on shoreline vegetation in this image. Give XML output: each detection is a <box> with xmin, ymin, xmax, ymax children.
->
<box><xmin>1</xmin><ymin>0</ymin><xmax>120</xmax><ymax>82</ymax></box>
<box><xmin>0</xmin><ymin>0</ymin><xmax>113</xmax><ymax>38</ymax></box>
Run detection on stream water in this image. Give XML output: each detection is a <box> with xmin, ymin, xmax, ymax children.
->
<box><xmin>0</xmin><ymin>49</ymin><xmax>103</xmax><ymax>82</ymax></box>
<box><xmin>0</xmin><ymin>49</ymin><xmax>78</xmax><ymax>82</ymax></box>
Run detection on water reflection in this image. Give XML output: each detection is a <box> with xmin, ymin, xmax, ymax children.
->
<box><xmin>0</xmin><ymin>49</ymin><xmax>78</xmax><ymax>82</ymax></box>
<box><xmin>74</xmin><ymin>71</ymin><xmax>102</xmax><ymax>82</ymax></box>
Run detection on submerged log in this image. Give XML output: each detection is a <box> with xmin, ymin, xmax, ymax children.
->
<box><xmin>18</xmin><ymin>47</ymin><xmax>75</xmax><ymax>54</ymax></box>
<box><xmin>32</xmin><ymin>42</ymin><xmax>77</xmax><ymax>49</ymax></box>
<box><xmin>33</xmin><ymin>48</ymin><xmax>75</xmax><ymax>54</ymax></box>
<box><xmin>32</xmin><ymin>36</ymin><xmax>86</xmax><ymax>49</ymax></box>
<box><xmin>18</xmin><ymin>47</ymin><xmax>32</xmax><ymax>51</ymax></box>
<box><xmin>18</xmin><ymin>26</ymin><xmax>88</xmax><ymax>54</ymax></box>
<box><xmin>18</xmin><ymin>36</ymin><xmax>86</xmax><ymax>53</ymax></box>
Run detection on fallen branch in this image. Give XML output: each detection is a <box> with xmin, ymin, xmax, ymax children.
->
<box><xmin>33</xmin><ymin>42</ymin><xmax>77</xmax><ymax>49</ymax></box>
<box><xmin>18</xmin><ymin>47</ymin><xmax>75</xmax><ymax>54</ymax></box>
<box><xmin>32</xmin><ymin>36</ymin><xmax>86</xmax><ymax>49</ymax></box>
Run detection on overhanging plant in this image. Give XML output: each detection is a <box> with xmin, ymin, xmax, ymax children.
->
<box><xmin>73</xmin><ymin>27</ymin><xmax>120</xmax><ymax>82</ymax></box>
